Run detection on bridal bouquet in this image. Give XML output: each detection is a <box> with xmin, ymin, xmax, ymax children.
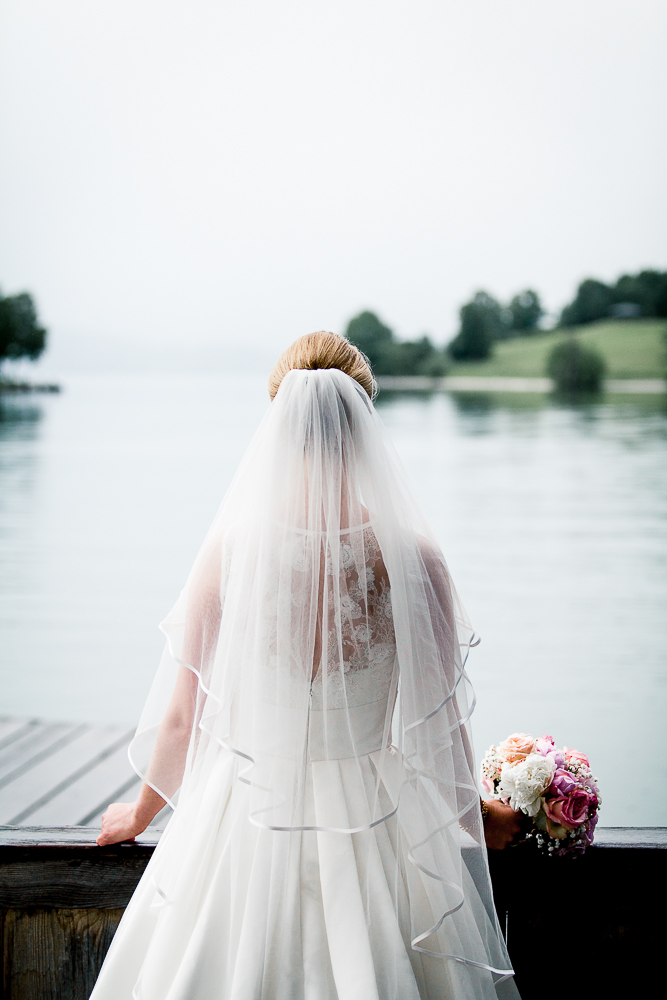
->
<box><xmin>481</xmin><ymin>733</ymin><xmax>601</xmax><ymax>856</ymax></box>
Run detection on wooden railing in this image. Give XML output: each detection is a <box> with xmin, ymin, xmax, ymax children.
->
<box><xmin>0</xmin><ymin>826</ymin><xmax>665</xmax><ymax>999</ymax></box>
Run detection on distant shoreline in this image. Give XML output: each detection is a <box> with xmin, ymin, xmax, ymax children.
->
<box><xmin>0</xmin><ymin>379</ymin><xmax>61</xmax><ymax>394</ymax></box>
<box><xmin>376</xmin><ymin>375</ymin><xmax>667</xmax><ymax>394</ymax></box>
<box><xmin>1</xmin><ymin>373</ymin><xmax>664</xmax><ymax>396</ymax></box>
<box><xmin>444</xmin><ymin>318</ymin><xmax>666</xmax><ymax>382</ymax></box>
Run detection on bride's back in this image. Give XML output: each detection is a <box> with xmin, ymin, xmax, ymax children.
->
<box><xmin>107</xmin><ymin>333</ymin><xmax>516</xmax><ymax>1000</ymax></box>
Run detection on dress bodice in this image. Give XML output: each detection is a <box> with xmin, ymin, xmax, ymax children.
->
<box><xmin>231</xmin><ymin>524</ymin><xmax>398</xmax><ymax>762</ymax></box>
<box><xmin>307</xmin><ymin>525</ymin><xmax>397</xmax><ymax>760</ymax></box>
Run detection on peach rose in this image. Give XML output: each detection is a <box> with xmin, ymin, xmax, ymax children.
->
<box><xmin>498</xmin><ymin>733</ymin><xmax>537</xmax><ymax>763</ymax></box>
<box><xmin>564</xmin><ymin>748</ymin><xmax>590</xmax><ymax>767</ymax></box>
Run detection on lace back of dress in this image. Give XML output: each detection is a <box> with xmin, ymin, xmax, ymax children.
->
<box><xmin>320</xmin><ymin>526</ymin><xmax>394</xmax><ymax>678</ymax></box>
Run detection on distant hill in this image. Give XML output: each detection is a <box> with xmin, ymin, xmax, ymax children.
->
<box><xmin>446</xmin><ymin>319</ymin><xmax>666</xmax><ymax>380</ymax></box>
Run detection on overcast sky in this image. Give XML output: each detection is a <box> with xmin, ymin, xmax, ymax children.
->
<box><xmin>1</xmin><ymin>0</ymin><xmax>666</xmax><ymax>373</ymax></box>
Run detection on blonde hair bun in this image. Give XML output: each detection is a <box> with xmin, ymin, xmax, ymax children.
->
<box><xmin>268</xmin><ymin>331</ymin><xmax>375</xmax><ymax>401</ymax></box>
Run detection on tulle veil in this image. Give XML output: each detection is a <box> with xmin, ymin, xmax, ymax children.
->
<box><xmin>122</xmin><ymin>367</ymin><xmax>516</xmax><ymax>999</ymax></box>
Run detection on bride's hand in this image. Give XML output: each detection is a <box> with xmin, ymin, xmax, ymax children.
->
<box><xmin>96</xmin><ymin>802</ymin><xmax>147</xmax><ymax>846</ymax></box>
<box><xmin>483</xmin><ymin>798</ymin><xmax>524</xmax><ymax>850</ymax></box>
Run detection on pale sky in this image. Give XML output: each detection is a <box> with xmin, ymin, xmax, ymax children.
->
<box><xmin>1</xmin><ymin>0</ymin><xmax>666</xmax><ymax>373</ymax></box>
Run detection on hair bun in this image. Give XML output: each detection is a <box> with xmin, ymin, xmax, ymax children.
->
<box><xmin>268</xmin><ymin>331</ymin><xmax>375</xmax><ymax>400</ymax></box>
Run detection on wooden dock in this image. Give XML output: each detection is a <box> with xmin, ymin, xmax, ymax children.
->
<box><xmin>2</xmin><ymin>713</ymin><xmax>666</xmax><ymax>999</ymax></box>
<box><xmin>0</xmin><ymin>826</ymin><xmax>665</xmax><ymax>1000</ymax></box>
<box><xmin>0</xmin><ymin>716</ymin><xmax>170</xmax><ymax>830</ymax></box>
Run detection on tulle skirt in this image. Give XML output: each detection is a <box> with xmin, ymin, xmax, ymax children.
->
<box><xmin>91</xmin><ymin>748</ymin><xmax>518</xmax><ymax>1000</ymax></box>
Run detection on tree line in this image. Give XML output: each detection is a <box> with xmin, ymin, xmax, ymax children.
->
<box><xmin>0</xmin><ymin>290</ymin><xmax>46</xmax><ymax>372</ymax></box>
<box><xmin>347</xmin><ymin>268</ymin><xmax>667</xmax><ymax>370</ymax></box>
<box><xmin>2</xmin><ymin>267</ymin><xmax>665</xmax><ymax>379</ymax></box>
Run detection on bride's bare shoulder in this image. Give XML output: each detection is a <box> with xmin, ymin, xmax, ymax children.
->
<box><xmin>415</xmin><ymin>535</ymin><xmax>455</xmax><ymax>609</ymax></box>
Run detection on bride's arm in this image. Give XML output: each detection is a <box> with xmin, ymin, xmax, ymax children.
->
<box><xmin>97</xmin><ymin>546</ymin><xmax>222</xmax><ymax>847</ymax></box>
<box><xmin>418</xmin><ymin>539</ymin><xmax>475</xmax><ymax>764</ymax></box>
<box><xmin>96</xmin><ymin>665</ymin><xmax>198</xmax><ymax>845</ymax></box>
<box><xmin>419</xmin><ymin>539</ymin><xmax>522</xmax><ymax>850</ymax></box>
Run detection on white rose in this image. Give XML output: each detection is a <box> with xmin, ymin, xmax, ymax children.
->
<box><xmin>497</xmin><ymin>753</ymin><xmax>556</xmax><ymax>817</ymax></box>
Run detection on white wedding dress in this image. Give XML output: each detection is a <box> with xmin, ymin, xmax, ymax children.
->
<box><xmin>91</xmin><ymin>369</ymin><xmax>518</xmax><ymax>1000</ymax></box>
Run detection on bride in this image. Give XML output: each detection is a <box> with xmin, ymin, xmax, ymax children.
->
<box><xmin>92</xmin><ymin>332</ymin><xmax>521</xmax><ymax>1000</ymax></box>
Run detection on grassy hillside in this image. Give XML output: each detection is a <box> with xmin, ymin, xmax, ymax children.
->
<box><xmin>446</xmin><ymin>319</ymin><xmax>667</xmax><ymax>379</ymax></box>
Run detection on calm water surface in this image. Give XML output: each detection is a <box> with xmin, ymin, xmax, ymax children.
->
<box><xmin>1</xmin><ymin>374</ymin><xmax>666</xmax><ymax>825</ymax></box>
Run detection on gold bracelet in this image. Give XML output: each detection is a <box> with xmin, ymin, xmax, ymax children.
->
<box><xmin>460</xmin><ymin>797</ymin><xmax>489</xmax><ymax>834</ymax></box>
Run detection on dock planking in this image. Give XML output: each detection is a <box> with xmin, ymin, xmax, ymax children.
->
<box><xmin>0</xmin><ymin>717</ymin><xmax>171</xmax><ymax>830</ymax></box>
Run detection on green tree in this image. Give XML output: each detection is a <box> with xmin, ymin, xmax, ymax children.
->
<box><xmin>346</xmin><ymin>311</ymin><xmax>447</xmax><ymax>376</ymax></box>
<box><xmin>344</xmin><ymin>311</ymin><xmax>394</xmax><ymax>372</ymax></box>
<box><xmin>508</xmin><ymin>289</ymin><xmax>543</xmax><ymax>334</ymax></box>
<box><xmin>471</xmin><ymin>291</ymin><xmax>507</xmax><ymax>339</ymax></box>
<box><xmin>383</xmin><ymin>336</ymin><xmax>448</xmax><ymax>376</ymax></box>
<box><xmin>656</xmin><ymin>274</ymin><xmax>667</xmax><ymax>318</ymax></box>
<box><xmin>547</xmin><ymin>337</ymin><xmax>606</xmax><ymax>392</ymax></box>
<box><xmin>613</xmin><ymin>270</ymin><xmax>667</xmax><ymax>317</ymax></box>
<box><xmin>447</xmin><ymin>292</ymin><xmax>499</xmax><ymax>360</ymax></box>
<box><xmin>560</xmin><ymin>279</ymin><xmax>613</xmax><ymax>326</ymax></box>
<box><xmin>0</xmin><ymin>291</ymin><xmax>47</xmax><ymax>369</ymax></box>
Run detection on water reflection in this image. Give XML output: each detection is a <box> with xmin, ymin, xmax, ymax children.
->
<box><xmin>0</xmin><ymin>396</ymin><xmax>44</xmax><ymax>434</ymax></box>
<box><xmin>376</xmin><ymin>389</ymin><xmax>667</xmax><ymax>826</ymax></box>
<box><xmin>0</xmin><ymin>397</ymin><xmax>45</xmax><ymax>532</ymax></box>
<box><xmin>0</xmin><ymin>397</ymin><xmax>46</xmax><ymax>721</ymax></box>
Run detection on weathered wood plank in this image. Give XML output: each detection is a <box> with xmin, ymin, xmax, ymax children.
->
<box><xmin>0</xmin><ymin>715</ymin><xmax>169</xmax><ymax>829</ymax></box>
<box><xmin>0</xmin><ymin>827</ymin><xmax>160</xmax><ymax>847</ymax></box>
<box><xmin>77</xmin><ymin>776</ymin><xmax>143</xmax><ymax>827</ymax></box>
<box><xmin>590</xmin><ymin>825</ymin><xmax>667</xmax><ymax>848</ymax></box>
<box><xmin>0</xmin><ymin>723</ymin><xmax>68</xmax><ymax>775</ymax></box>
<box><xmin>27</xmin><ymin>744</ymin><xmax>136</xmax><ymax>827</ymax></box>
<box><xmin>2</xmin><ymin>728</ymin><xmax>134</xmax><ymax>827</ymax></box>
<box><xmin>0</xmin><ymin>727</ymin><xmax>133</xmax><ymax>825</ymax></box>
<box><xmin>0</xmin><ymin>724</ymin><xmax>87</xmax><ymax>786</ymax></box>
<box><xmin>0</xmin><ymin>827</ymin><xmax>664</xmax><ymax>909</ymax></box>
<box><xmin>0</xmin><ymin>719</ymin><xmax>38</xmax><ymax>752</ymax></box>
<box><xmin>1</xmin><ymin>907</ymin><xmax>124</xmax><ymax>1000</ymax></box>
<box><xmin>0</xmin><ymin>829</ymin><xmax>160</xmax><ymax>910</ymax></box>
<box><xmin>0</xmin><ymin>850</ymin><xmax>154</xmax><ymax>909</ymax></box>
<box><xmin>0</xmin><ymin>722</ymin><xmax>76</xmax><ymax>768</ymax></box>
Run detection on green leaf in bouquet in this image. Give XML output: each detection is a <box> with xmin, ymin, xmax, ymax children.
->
<box><xmin>534</xmin><ymin>808</ymin><xmax>568</xmax><ymax>840</ymax></box>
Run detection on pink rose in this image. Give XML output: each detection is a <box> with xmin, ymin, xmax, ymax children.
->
<box><xmin>498</xmin><ymin>733</ymin><xmax>537</xmax><ymax>763</ymax></box>
<box><xmin>481</xmin><ymin>777</ymin><xmax>495</xmax><ymax>795</ymax></box>
<box><xmin>564</xmin><ymin>747</ymin><xmax>590</xmax><ymax>767</ymax></box>
<box><xmin>548</xmin><ymin>768</ymin><xmax>579</xmax><ymax>799</ymax></box>
<box><xmin>543</xmin><ymin>790</ymin><xmax>591</xmax><ymax>831</ymax></box>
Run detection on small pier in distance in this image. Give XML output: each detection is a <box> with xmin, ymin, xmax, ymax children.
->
<box><xmin>0</xmin><ymin>716</ymin><xmax>170</xmax><ymax>830</ymax></box>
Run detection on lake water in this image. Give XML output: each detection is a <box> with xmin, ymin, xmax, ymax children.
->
<box><xmin>1</xmin><ymin>373</ymin><xmax>666</xmax><ymax>825</ymax></box>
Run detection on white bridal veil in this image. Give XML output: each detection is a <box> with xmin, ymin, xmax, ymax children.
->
<box><xmin>125</xmin><ymin>368</ymin><xmax>516</xmax><ymax>999</ymax></box>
